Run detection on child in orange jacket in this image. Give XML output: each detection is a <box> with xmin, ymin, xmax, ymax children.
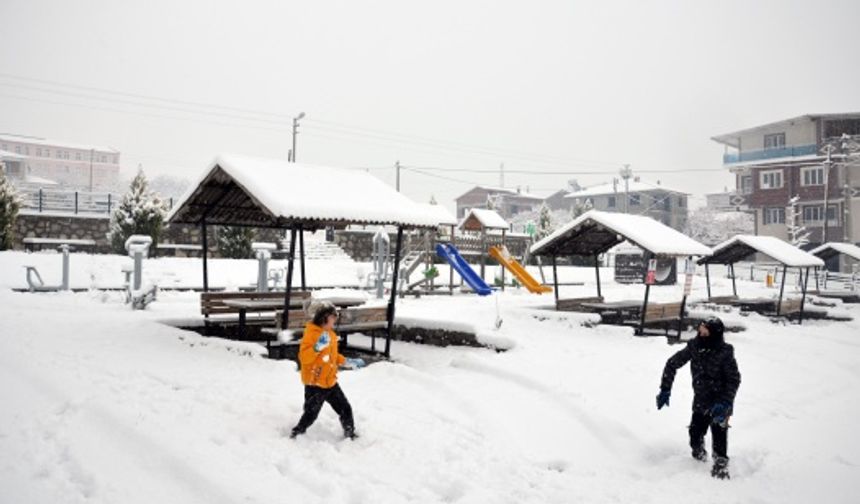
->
<box><xmin>290</xmin><ymin>300</ymin><xmax>364</xmax><ymax>439</ymax></box>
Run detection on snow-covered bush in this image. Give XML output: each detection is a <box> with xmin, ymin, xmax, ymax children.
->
<box><xmin>0</xmin><ymin>169</ymin><xmax>22</xmax><ymax>250</ymax></box>
<box><xmin>685</xmin><ymin>207</ymin><xmax>754</xmax><ymax>246</ymax></box>
<box><xmin>217</xmin><ymin>226</ymin><xmax>255</xmax><ymax>259</ymax></box>
<box><xmin>786</xmin><ymin>196</ymin><xmax>810</xmax><ymax>247</ymax></box>
<box><xmin>108</xmin><ymin>169</ymin><xmax>168</xmax><ymax>254</ymax></box>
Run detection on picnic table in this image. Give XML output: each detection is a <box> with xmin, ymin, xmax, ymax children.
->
<box><xmin>224</xmin><ymin>297</ymin><xmax>366</xmax><ymax>340</ymax></box>
<box><xmin>731</xmin><ymin>297</ymin><xmax>778</xmax><ymax>313</ymax></box>
<box><xmin>578</xmin><ymin>300</ymin><xmax>643</xmax><ymax>320</ymax></box>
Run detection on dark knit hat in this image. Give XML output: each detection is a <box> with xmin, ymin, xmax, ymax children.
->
<box><xmin>303</xmin><ymin>299</ymin><xmax>337</xmax><ymax>326</ymax></box>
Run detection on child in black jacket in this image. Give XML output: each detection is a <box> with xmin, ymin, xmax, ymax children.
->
<box><xmin>656</xmin><ymin>317</ymin><xmax>741</xmax><ymax>479</ymax></box>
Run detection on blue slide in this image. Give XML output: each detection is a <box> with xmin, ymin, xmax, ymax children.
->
<box><xmin>436</xmin><ymin>243</ymin><xmax>493</xmax><ymax>296</ymax></box>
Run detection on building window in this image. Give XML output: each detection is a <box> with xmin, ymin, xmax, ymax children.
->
<box><xmin>112</xmin><ymin>156</ymin><xmax>117</xmax><ymax>164</ymax></box>
<box><xmin>629</xmin><ymin>194</ymin><xmax>640</xmax><ymax>206</ymax></box>
<box><xmin>678</xmin><ymin>197</ymin><xmax>685</xmax><ymax>208</ymax></box>
<box><xmin>663</xmin><ymin>196</ymin><xmax>671</xmax><ymax>211</ymax></box>
<box><xmin>801</xmin><ymin>166</ymin><xmax>824</xmax><ymax>186</ymax></box>
<box><xmin>803</xmin><ymin>205</ymin><xmax>824</xmax><ymax>223</ymax></box>
<box><xmin>740</xmin><ymin>175</ymin><xmax>753</xmax><ymax>194</ymax></box>
<box><xmin>764</xmin><ymin>133</ymin><xmax>786</xmax><ymax>150</ymax></box>
<box><xmin>56</xmin><ymin>150</ymin><xmax>62</xmax><ymax>159</ymax></box>
<box><xmin>15</xmin><ymin>145</ymin><xmax>20</xmax><ymax>154</ymax></box>
<box><xmin>100</xmin><ymin>155</ymin><xmax>107</xmax><ymax>163</ymax></box>
<box><xmin>764</xmin><ymin>207</ymin><xmax>785</xmax><ymax>225</ymax></box>
<box><xmin>760</xmin><ymin>169</ymin><xmax>783</xmax><ymax>189</ymax></box>
<box><xmin>607</xmin><ymin>196</ymin><xmax>616</xmax><ymax>208</ymax></box>
<box><xmin>36</xmin><ymin>148</ymin><xmax>42</xmax><ymax>157</ymax></box>
<box><xmin>75</xmin><ymin>151</ymin><xmax>81</xmax><ymax>161</ymax></box>
<box><xmin>44</xmin><ymin>149</ymin><xmax>50</xmax><ymax>157</ymax></box>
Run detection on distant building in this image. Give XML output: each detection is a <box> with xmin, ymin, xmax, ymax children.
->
<box><xmin>564</xmin><ymin>179</ymin><xmax>689</xmax><ymax>231</ymax></box>
<box><xmin>454</xmin><ymin>185</ymin><xmax>543</xmax><ymax>220</ymax></box>
<box><xmin>705</xmin><ymin>188</ymin><xmax>744</xmax><ymax>211</ymax></box>
<box><xmin>711</xmin><ymin>113</ymin><xmax>860</xmax><ymax>244</ymax></box>
<box><xmin>0</xmin><ymin>133</ymin><xmax>120</xmax><ymax>191</ymax></box>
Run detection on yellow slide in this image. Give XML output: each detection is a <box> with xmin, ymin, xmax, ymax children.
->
<box><xmin>489</xmin><ymin>245</ymin><xmax>553</xmax><ymax>294</ymax></box>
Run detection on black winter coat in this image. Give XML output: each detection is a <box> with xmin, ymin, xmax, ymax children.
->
<box><xmin>660</xmin><ymin>337</ymin><xmax>741</xmax><ymax>414</ymax></box>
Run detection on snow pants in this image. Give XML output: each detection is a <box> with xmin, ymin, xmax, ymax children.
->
<box><xmin>689</xmin><ymin>411</ymin><xmax>728</xmax><ymax>458</ymax></box>
<box><xmin>293</xmin><ymin>384</ymin><xmax>355</xmax><ymax>435</ymax></box>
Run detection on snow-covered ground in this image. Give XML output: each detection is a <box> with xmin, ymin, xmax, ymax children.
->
<box><xmin>1</xmin><ymin>251</ymin><xmax>859</xmax><ymax>503</ymax></box>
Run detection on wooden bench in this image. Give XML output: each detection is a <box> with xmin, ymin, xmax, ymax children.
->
<box><xmin>274</xmin><ymin>305</ymin><xmax>389</xmax><ymax>333</ymax></box>
<box><xmin>200</xmin><ymin>291</ymin><xmax>311</xmax><ymax>317</ymax></box>
<box><xmin>556</xmin><ymin>296</ymin><xmax>605</xmax><ymax>312</ymax></box>
<box><xmin>707</xmin><ymin>295</ymin><xmax>739</xmax><ymax>305</ymax></box>
<box><xmin>778</xmin><ymin>298</ymin><xmax>804</xmax><ymax>315</ymax></box>
<box><xmin>643</xmin><ymin>302</ymin><xmax>684</xmax><ymax>323</ymax></box>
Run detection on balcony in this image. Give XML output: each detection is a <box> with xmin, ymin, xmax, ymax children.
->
<box><xmin>723</xmin><ymin>144</ymin><xmax>818</xmax><ymax>164</ymax></box>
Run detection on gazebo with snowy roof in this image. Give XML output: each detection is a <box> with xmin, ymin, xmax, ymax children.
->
<box><xmin>697</xmin><ymin>235</ymin><xmax>824</xmax><ymax>323</ymax></box>
<box><xmin>530</xmin><ymin>210</ymin><xmax>712</xmax><ymax>335</ymax></box>
<box><xmin>459</xmin><ymin>208</ymin><xmax>509</xmax><ymax>285</ymax></box>
<box><xmin>167</xmin><ymin>154</ymin><xmax>439</xmax><ymax>357</ymax></box>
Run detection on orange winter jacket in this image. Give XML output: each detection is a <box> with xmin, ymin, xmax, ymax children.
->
<box><xmin>298</xmin><ymin>322</ymin><xmax>346</xmax><ymax>388</ymax></box>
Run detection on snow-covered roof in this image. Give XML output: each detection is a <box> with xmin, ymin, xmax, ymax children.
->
<box><xmin>564</xmin><ymin>180</ymin><xmax>687</xmax><ymax>199</ymax></box>
<box><xmin>0</xmin><ymin>149</ymin><xmax>27</xmax><ymax>160</ymax></box>
<box><xmin>166</xmin><ymin>154</ymin><xmax>438</xmax><ymax>229</ymax></box>
<box><xmin>459</xmin><ymin>208</ymin><xmax>509</xmax><ymax>231</ymax></box>
<box><xmin>700</xmin><ymin>235</ymin><xmax>825</xmax><ymax>267</ymax></box>
<box><xmin>712</xmin><ymin>113</ymin><xmax>860</xmax><ymax>147</ymax></box>
<box><xmin>0</xmin><ymin>134</ymin><xmax>119</xmax><ymax>154</ymax></box>
<box><xmin>531</xmin><ymin>210</ymin><xmax>712</xmax><ymax>257</ymax></box>
<box><xmin>809</xmin><ymin>242</ymin><xmax>860</xmax><ymax>262</ymax></box>
<box><xmin>455</xmin><ymin>185</ymin><xmax>543</xmax><ymax>201</ymax></box>
<box><xmin>415</xmin><ymin>203</ymin><xmax>458</xmax><ymax>227</ymax></box>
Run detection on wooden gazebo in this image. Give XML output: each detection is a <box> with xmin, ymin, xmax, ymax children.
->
<box><xmin>530</xmin><ymin>210</ymin><xmax>712</xmax><ymax>335</ymax></box>
<box><xmin>166</xmin><ymin>154</ymin><xmax>438</xmax><ymax>357</ymax></box>
<box><xmin>697</xmin><ymin>235</ymin><xmax>824</xmax><ymax>324</ymax></box>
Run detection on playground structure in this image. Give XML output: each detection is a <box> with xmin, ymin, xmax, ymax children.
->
<box><xmin>488</xmin><ymin>245</ymin><xmax>552</xmax><ymax>294</ymax></box>
<box><xmin>436</xmin><ymin>242</ymin><xmax>493</xmax><ymax>295</ymax></box>
<box><xmin>124</xmin><ymin>234</ymin><xmax>158</xmax><ymax>309</ymax></box>
<box><xmin>252</xmin><ymin>242</ymin><xmax>278</xmax><ymax>292</ymax></box>
<box><xmin>23</xmin><ymin>243</ymin><xmax>72</xmax><ymax>292</ymax></box>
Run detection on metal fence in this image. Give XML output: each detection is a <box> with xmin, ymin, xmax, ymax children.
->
<box><xmin>18</xmin><ymin>188</ymin><xmax>174</xmax><ymax>216</ymax></box>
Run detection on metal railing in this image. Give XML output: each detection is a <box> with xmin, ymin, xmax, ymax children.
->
<box><xmin>17</xmin><ymin>188</ymin><xmax>174</xmax><ymax>216</ymax></box>
<box><xmin>723</xmin><ymin>144</ymin><xmax>818</xmax><ymax>164</ymax></box>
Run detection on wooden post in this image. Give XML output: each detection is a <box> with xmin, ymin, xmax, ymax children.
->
<box><xmin>552</xmin><ymin>255</ymin><xmax>559</xmax><ymax>309</ymax></box>
<box><xmin>730</xmin><ymin>263</ymin><xmax>737</xmax><ymax>297</ymax></box>
<box><xmin>799</xmin><ymin>267</ymin><xmax>809</xmax><ymax>325</ymax></box>
<box><xmin>677</xmin><ymin>294</ymin><xmax>688</xmax><ymax>338</ymax></box>
<box><xmin>201</xmin><ymin>217</ymin><xmax>209</xmax><ymax>293</ymax></box>
<box><xmin>638</xmin><ymin>253</ymin><xmax>653</xmax><ymax>335</ymax></box>
<box><xmin>449</xmin><ymin>225</ymin><xmax>455</xmax><ymax>294</ymax></box>
<box><xmin>814</xmin><ymin>266</ymin><xmax>820</xmax><ymax>292</ymax></box>
<box><xmin>281</xmin><ymin>227</ymin><xmax>297</xmax><ymax>330</ymax></box>
<box><xmin>594</xmin><ymin>253</ymin><xmax>602</xmax><ymax>298</ymax></box>
<box><xmin>385</xmin><ymin>227</ymin><xmax>404</xmax><ymax>358</ymax></box>
<box><xmin>299</xmin><ymin>225</ymin><xmax>306</xmax><ymax>291</ymax></box>
<box><xmin>776</xmin><ymin>265</ymin><xmax>787</xmax><ymax>316</ymax></box>
<box><xmin>705</xmin><ymin>263</ymin><xmax>711</xmax><ymax>299</ymax></box>
<box><xmin>500</xmin><ymin>229</ymin><xmax>506</xmax><ymax>291</ymax></box>
<box><xmin>480</xmin><ymin>228</ymin><xmax>486</xmax><ymax>282</ymax></box>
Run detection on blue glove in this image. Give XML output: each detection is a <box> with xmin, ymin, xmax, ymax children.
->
<box><xmin>656</xmin><ymin>389</ymin><xmax>671</xmax><ymax>409</ymax></box>
<box><xmin>345</xmin><ymin>357</ymin><xmax>366</xmax><ymax>369</ymax></box>
<box><xmin>710</xmin><ymin>403</ymin><xmax>730</xmax><ymax>427</ymax></box>
<box><xmin>313</xmin><ymin>332</ymin><xmax>331</xmax><ymax>352</ymax></box>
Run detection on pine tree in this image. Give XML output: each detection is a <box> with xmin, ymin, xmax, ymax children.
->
<box><xmin>0</xmin><ymin>168</ymin><xmax>22</xmax><ymax>250</ymax></box>
<box><xmin>786</xmin><ymin>195</ymin><xmax>810</xmax><ymax>247</ymax></box>
<box><xmin>217</xmin><ymin>226</ymin><xmax>255</xmax><ymax>259</ymax></box>
<box><xmin>536</xmin><ymin>202</ymin><xmax>553</xmax><ymax>240</ymax></box>
<box><xmin>109</xmin><ymin>167</ymin><xmax>168</xmax><ymax>254</ymax></box>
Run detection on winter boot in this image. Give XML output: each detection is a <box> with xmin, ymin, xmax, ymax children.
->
<box><xmin>289</xmin><ymin>428</ymin><xmax>303</xmax><ymax>439</ymax></box>
<box><xmin>691</xmin><ymin>445</ymin><xmax>708</xmax><ymax>462</ymax></box>
<box><xmin>344</xmin><ymin>428</ymin><xmax>359</xmax><ymax>440</ymax></box>
<box><xmin>711</xmin><ymin>456</ymin><xmax>730</xmax><ymax>480</ymax></box>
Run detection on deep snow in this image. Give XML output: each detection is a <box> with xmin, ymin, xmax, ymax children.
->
<box><xmin>1</xmin><ymin>251</ymin><xmax>859</xmax><ymax>503</ymax></box>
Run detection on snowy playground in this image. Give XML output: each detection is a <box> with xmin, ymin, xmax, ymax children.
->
<box><xmin>1</xmin><ymin>246</ymin><xmax>859</xmax><ymax>504</ymax></box>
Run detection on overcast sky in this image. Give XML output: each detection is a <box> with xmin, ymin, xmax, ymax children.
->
<box><xmin>2</xmin><ymin>0</ymin><xmax>859</xmax><ymax>212</ymax></box>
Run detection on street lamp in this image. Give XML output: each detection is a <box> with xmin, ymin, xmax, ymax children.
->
<box><xmin>291</xmin><ymin>112</ymin><xmax>305</xmax><ymax>162</ymax></box>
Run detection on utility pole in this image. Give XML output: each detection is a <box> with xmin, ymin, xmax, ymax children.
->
<box><xmin>821</xmin><ymin>143</ymin><xmax>835</xmax><ymax>243</ymax></box>
<box><xmin>500</xmin><ymin>163</ymin><xmax>505</xmax><ymax>188</ymax></box>
<box><xmin>620</xmin><ymin>164</ymin><xmax>633</xmax><ymax>213</ymax></box>
<box><xmin>89</xmin><ymin>148</ymin><xmax>94</xmax><ymax>192</ymax></box>
<box><xmin>395</xmin><ymin>160</ymin><xmax>401</xmax><ymax>192</ymax></box>
<box><xmin>291</xmin><ymin>112</ymin><xmax>305</xmax><ymax>163</ymax></box>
